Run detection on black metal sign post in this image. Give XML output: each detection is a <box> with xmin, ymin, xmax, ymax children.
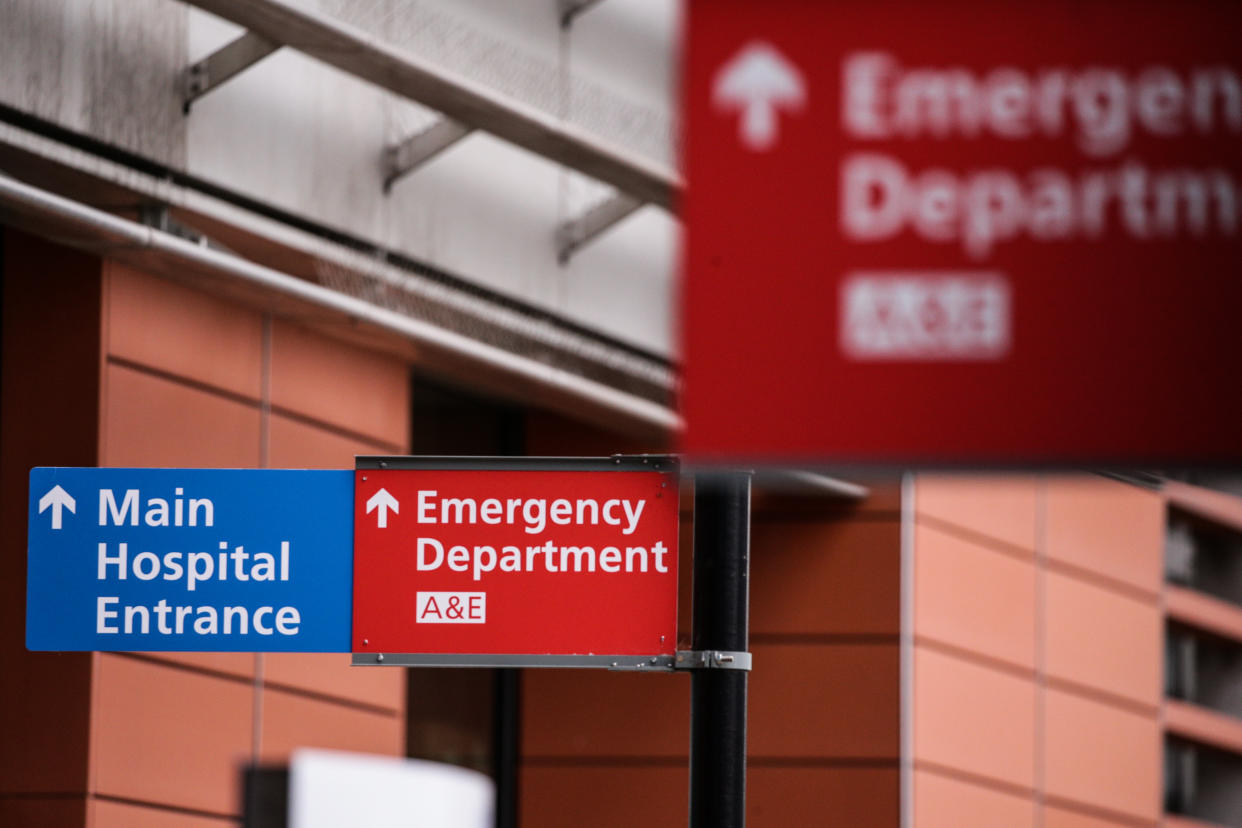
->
<box><xmin>687</xmin><ymin>471</ymin><xmax>753</xmax><ymax>828</ymax></box>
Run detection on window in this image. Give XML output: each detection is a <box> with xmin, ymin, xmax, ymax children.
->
<box><xmin>1166</xmin><ymin>512</ymin><xmax>1242</xmax><ymax>606</ymax></box>
<box><xmin>1166</xmin><ymin>623</ymin><xmax>1242</xmax><ymax>719</ymax></box>
<box><xmin>1165</xmin><ymin>736</ymin><xmax>1242</xmax><ymax>827</ymax></box>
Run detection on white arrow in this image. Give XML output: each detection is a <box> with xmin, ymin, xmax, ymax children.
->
<box><xmin>39</xmin><ymin>485</ymin><xmax>76</xmax><ymax>530</ymax></box>
<box><xmin>712</xmin><ymin>41</ymin><xmax>806</xmax><ymax>151</ymax></box>
<box><xmin>366</xmin><ymin>488</ymin><xmax>399</xmax><ymax>529</ymax></box>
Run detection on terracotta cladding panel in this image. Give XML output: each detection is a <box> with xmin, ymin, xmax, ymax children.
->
<box><xmin>1044</xmin><ymin>571</ymin><xmax>1160</xmax><ymax>708</ymax></box>
<box><xmin>1042</xmin><ymin>805</ymin><xmax>1142</xmax><ymax>828</ymax></box>
<box><xmin>914</xmin><ymin>646</ymin><xmax>1036</xmax><ymax>790</ymax></box>
<box><xmin>105</xmin><ymin>263</ymin><xmax>263</xmax><ymax>400</ymax></box>
<box><xmin>1165</xmin><ymin>698</ymin><xmax>1242</xmax><ymax>754</ymax></box>
<box><xmin>1166</xmin><ymin>585</ymin><xmax>1242</xmax><ymax>643</ymax></box>
<box><xmin>916</xmin><ymin>475</ymin><xmax>1038</xmax><ymax>552</ymax></box>
<box><xmin>263</xmin><ymin>653</ymin><xmax>404</xmax><ymax>712</ymax></box>
<box><xmin>269</xmin><ymin>321</ymin><xmax>408</xmax><ymax>446</ymax></box>
<box><xmin>1165</xmin><ymin>480</ymin><xmax>1242</xmax><ymax>532</ymax></box>
<box><xmin>915</xmin><ymin>769</ymin><xmax>1035</xmax><ymax>828</ymax></box>
<box><xmin>1043</xmin><ymin>688</ymin><xmax>1160</xmax><ymax>821</ymax></box>
<box><xmin>520</xmin><ymin>766</ymin><xmax>685</xmax><ymax>828</ymax></box>
<box><xmin>91</xmin><ymin>798</ymin><xmax>237</xmax><ymax>828</ymax></box>
<box><xmin>102</xmin><ymin>364</ymin><xmax>260</xmax><ymax>468</ymax></box>
<box><xmin>0</xmin><ymin>797</ymin><xmax>86</xmax><ymax>828</ymax></box>
<box><xmin>522</xmin><ymin>669</ymin><xmax>688</xmax><ymax>758</ymax></box>
<box><xmin>858</xmin><ymin>479</ymin><xmax>903</xmax><ymax>512</ymax></box>
<box><xmin>258</xmin><ymin>687</ymin><xmax>403</xmax><ymax>762</ymax></box>
<box><xmin>133</xmin><ymin>652</ymin><xmax>254</xmax><ymax>680</ymax></box>
<box><xmin>268</xmin><ymin>413</ymin><xmax>400</xmax><ymax>469</ymax></box>
<box><xmin>750</xmin><ymin>518</ymin><xmax>899</xmax><ymax>636</ymax></box>
<box><xmin>91</xmin><ymin>655</ymin><xmax>252</xmax><ymax>816</ymax></box>
<box><xmin>1044</xmin><ymin>476</ymin><xmax>1163</xmax><ymax>596</ymax></box>
<box><xmin>749</xmin><ymin>767</ymin><xmax>898</xmax><ymax>827</ymax></box>
<box><xmin>914</xmin><ymin>523</ymin><xmax>1036</xmax><ymax>670</ymax></box>
<box><xmin>749</xmin><ymin>643</ymin><xmax>898</xmax><ymax>758</ymax></box>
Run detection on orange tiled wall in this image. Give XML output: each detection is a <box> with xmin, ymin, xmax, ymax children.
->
<box><xmin>747</xmin><ymin>493</ymin><xmax>901</xmax><ymax>827</ymax></box>
<box><xmin>518</xmin><ymin>437</ymin><xmax>902</xmax><ymax>828</ymax></box>
<box><xmin>912</xmin><ymin>475</ymin><xmax>1163</xmax><ymax>827</ymax></box>
<box><xmin>86</xmin><ymin>261</ymin><xmax>412</xmax><ymax>825</ymax></box>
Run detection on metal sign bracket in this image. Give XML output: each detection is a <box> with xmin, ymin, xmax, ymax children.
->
<box><xmin>674</xmin><ymin>649</ymin><xmax>752</xmax><ymax>672</ymax></box>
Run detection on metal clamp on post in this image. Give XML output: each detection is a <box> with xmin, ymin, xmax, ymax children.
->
<box><xmin>674</xmin><ymin>650</ymin><xmax>753</xmax><ymax>671</ymax></box>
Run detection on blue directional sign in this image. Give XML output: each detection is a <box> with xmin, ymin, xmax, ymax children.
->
<box><xmin>27</xmin><ymin>468</ymin><xmax>353</xmax><ymax>652</ymax></box>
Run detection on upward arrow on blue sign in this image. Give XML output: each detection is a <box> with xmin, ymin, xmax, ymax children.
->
<box><xmin>26</xmin><ymin>468</ymin><xmax>354</xmax><ymax>653</ymax></box>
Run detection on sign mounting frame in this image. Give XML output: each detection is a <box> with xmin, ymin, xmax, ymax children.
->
<box><xmin>351</xmin><ymin>454</ymin><xmax>681</xmax><ymax>670</ymax></box>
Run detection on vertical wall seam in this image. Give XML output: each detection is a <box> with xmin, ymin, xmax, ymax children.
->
<box><xmin>252</xmin><ymin>653</ymin><xmax>264</xmax><ymax>764</ymax></box>
<box><xmin>96</xmin><ymin>260</ymin><xmax>112</xmax><ymax>468</ymax></box>
<box><xmin>253</xmin><ymin>313</ymin><xmax>273</xmax><ymax>762</ymax></box>
<box><xmin>89</xmin><ymin>260</ymin><xmax>112</xmax><ymax>815</ymax></box>
<box><xmin>86</xmin><ymin>651</ymin><xmax>102</xmax><ymax>814</ymax></box>
<box><xmin>1035</xmin><ymin>476</ymin><xmax>1048</xmax><ymax>827</ymax></box>
<box><xmin>900</xmin><ymin>473</ymin><xmax>916</xmax><ymax>828</ymax></box>
<box><xmin>259</xmin><ymin>314</ymin><xmax>272</xmax><ymax>470</ymax></box>
<box><xmin>1156</xmin><ymin>489</ymin><xmax>1168</xmax><ymax>822</ymax></box>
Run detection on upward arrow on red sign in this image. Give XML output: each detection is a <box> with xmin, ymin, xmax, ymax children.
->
<box><xmin>712</xmin><ymin>41</ymin><xmax>805</xmax><ymax>151</ymax></box>
<box><xmin>366</xmin><ymin>488</ymin><xmax>399</xmax><ymax>529</ymax></box>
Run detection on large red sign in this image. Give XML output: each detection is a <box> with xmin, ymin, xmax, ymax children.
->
<box><xmin>352</xmin><ymin>458</ymin><xmax>679</xmax><ymax>664</ymax></box>
<box><xmin>682</xmin><ymin>1</ymin><xmax>1242</xmax><ymax>464</ymax></box>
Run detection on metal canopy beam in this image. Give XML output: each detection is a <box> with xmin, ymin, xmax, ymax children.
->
<box><xmin>754</xmin><ymin>469</ymin><xmax>870</xmax><ymax>499</ymax></box>
<box><xmin>182</xmin><ymin>31</ymin><xmax>279</xmax><ymax>113</ymax></box>
<box><xmin>383</xmin><ymin>118</ymin><xmax>473</xmax><ymax>193</ymax></box>
<box><xmin>179</xmin><ymin>0</ymin><xmax>682</xmax><ymax>210</ymax></box>
<box><xmin>0</xmin><ymin>173</ymin><xmax>682</xmax><ymax>437</ymax></box>
<box><xmin>556</xmin><ymin>193</ymin><xmax>642</xmax><ymax>263</ymax></box>
<box><xmin>559</xmin><ymin>0</ymin><xmax>608</xmax><ymax>28</ymax></box>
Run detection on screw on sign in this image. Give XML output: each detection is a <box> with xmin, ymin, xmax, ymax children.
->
<box><xmin>682</xmin><ymin>0</ymin><xmax>1242</xmax><ymax>464</ymax></box>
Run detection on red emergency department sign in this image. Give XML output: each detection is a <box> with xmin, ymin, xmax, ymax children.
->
<box><xmin>681</xmin><ymin>0</ymin><xmax>1242</xmax><ymax>464</ymax></box>
<box><xmin>352</xmin><ymin>457</ymin><xmax>679</xmax><ymax>667</ymax></box>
